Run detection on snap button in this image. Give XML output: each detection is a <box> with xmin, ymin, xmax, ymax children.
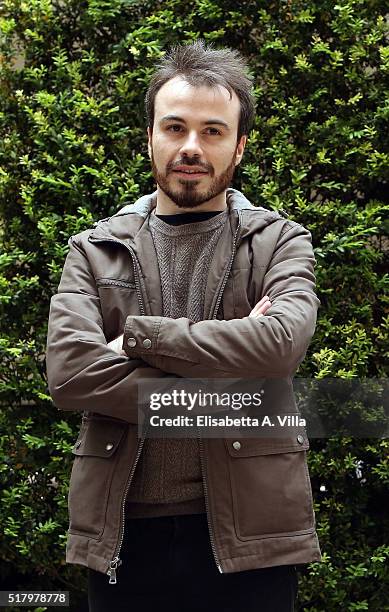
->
<box><xmin>127</xmin><ymin>337</ymin><xmax>137</xmax><ymax>348</ymax></box>
<box><xmin>297</xmin><ymin>434</ymin><xmax>304</xmax><ymax>444</ymax></box>
<box><xmin>143</xmin><ymin>338</ymin><xmax>152</xmax><ymax>349</ymax></box>
<box><xmin>106</xmin><ymin>443</ymin><xmax>114</xmax><ymax>451</ymax></box>
<box><xmin>232</xmin><ymin>441</ymin><xmax>241</xmax><ymax>451</ymax></box>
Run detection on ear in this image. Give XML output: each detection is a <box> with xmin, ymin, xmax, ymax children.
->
<box><xmin>235</xmin><ymin>135</ymin><xmax>247</xmax><ymax>166</ymax></box>
<box><xmin>147</xmin><ymin>127</ymin><xmax>152</xmax><ymax>159</ymax></box>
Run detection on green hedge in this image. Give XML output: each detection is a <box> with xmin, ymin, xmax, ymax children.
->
<box><xmin>0</xmin><ymin>1</ymin><xmax>388</xmax><ymax>610</ymax></box>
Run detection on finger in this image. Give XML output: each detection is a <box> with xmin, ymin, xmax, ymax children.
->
<box><xmin>255</xmin><ymin>295</ymin><xmax>270</xmax><ymax>308</ymax></box>
<box><xmin>258</xmin><ymin>300</ymin><xmax>272</xmax><ymax>313</ymax></box>
<box><xmin>250</xmin><ymin>304</ymin><xmax>271</xmax><ymax>319</ymax></box>
<box><xmin>108</xmin><ymin>338</ymin><xmax>121</xmax><ymax>353</ymax></box>
<box><xmin>250</xmin><ymin>295</ymin><xmax>270</xmax><ymax>314</ymax></box>
<box><xmin>249</xmin><ymin>299</ymin><xmax>271</xmax><ymax>317</ymax></box>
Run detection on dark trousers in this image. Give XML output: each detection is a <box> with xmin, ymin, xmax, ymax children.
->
<box><xmin>88</xmin><ymin>513</ymin><xmax>298</xmax><ymax>612</ymax></box>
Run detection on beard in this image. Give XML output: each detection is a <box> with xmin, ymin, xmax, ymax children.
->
<box><xmin>150</xmin><ymin>145</ymin><xmax>238</xmax><ymax>209</ymax></box>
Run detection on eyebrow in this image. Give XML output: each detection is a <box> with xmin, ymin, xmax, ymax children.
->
<box><xmin>160</xmin><ymin>115</ymin><xmax>230</xmax><ymax>130</ymax></box>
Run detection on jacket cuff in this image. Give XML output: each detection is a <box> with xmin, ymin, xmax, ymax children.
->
<box><xmin>122</xmin><ymin>315</ymin><xmax>163</xmax><ymax>357</ymax></box>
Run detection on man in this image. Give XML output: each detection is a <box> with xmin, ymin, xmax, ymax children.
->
<box><xmin>46</xmin><ymin>40</ymin><xmax>321</xmax><ymax>611</ymax></box>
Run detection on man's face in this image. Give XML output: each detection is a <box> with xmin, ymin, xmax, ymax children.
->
<box><xmin>148</xmin><ymin>76</ymin><xmax>247</xmax><ymax>209</ymax></box>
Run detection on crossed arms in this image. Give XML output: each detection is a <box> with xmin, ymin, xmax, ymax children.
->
<box><xmin>107</xmin><ymin>295</ymin><xmax>271</xmax><ymax>355</ymax></box>
<box><xmin>45</xmin><ymin>223</ymin><xmax>320</xmax><ymax>424</ymax></box>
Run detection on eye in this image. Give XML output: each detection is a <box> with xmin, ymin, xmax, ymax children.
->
<box><xmin>167</xmin><ymin>124</ymin><xmax>183</xmax><ymax>132</ymax></box>
<box><xmin>205</xmin><ymin>127</ymin><xmax>222</xmax><ymax>135</ymax></box>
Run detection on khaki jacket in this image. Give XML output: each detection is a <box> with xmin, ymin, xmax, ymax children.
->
<box><xmin>46</xmin><ymin>187</ymin><xmax>322</xmax><ymax>584</ymax></box>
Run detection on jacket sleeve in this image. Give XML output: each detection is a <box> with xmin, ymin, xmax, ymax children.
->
<box><xmin>122</xmin><ymin>223</ymin><xmax>320</xmax><ymax>379</ymax></box>
<box><xmin>45</xmin><ymin>236</ymin><xmax>172</xmax><ymax>424</ymax></box>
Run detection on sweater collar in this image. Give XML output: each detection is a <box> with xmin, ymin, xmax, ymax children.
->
<box><xmin>88</xmin><ymin>187</ymin><xmax>284</xmax><ymax>245</ymax></box>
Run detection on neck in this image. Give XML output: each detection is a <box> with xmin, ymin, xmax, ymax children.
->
<box><xmin>154</xmin><ymin>185</ymin><xmax>227</xmax><ymax>215</ymax></box>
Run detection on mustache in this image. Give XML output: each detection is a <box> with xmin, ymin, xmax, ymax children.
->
<box><xmin>167</xmin><ymin>159</ymin><xmax>212</xmax><ymax>172</ymax></box>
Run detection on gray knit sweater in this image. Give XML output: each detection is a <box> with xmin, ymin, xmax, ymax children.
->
<box><xmin>125</xmin><ymin>208</ymin><xmax>228</xmax><ymax>518</ymax></box>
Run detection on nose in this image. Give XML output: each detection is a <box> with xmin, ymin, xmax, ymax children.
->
<box><xmin>179</xmin><ymin>130</ymin><xmax>203</xmax><ymax>158</ymax></box>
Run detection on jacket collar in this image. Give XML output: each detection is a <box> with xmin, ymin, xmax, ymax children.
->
<box><xmin>88</xmin><ymin>187</ymin><xmax>284</xmax><ymax>245</ymax></box>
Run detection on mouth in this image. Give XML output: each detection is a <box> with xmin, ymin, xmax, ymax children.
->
<box><xmin>172</xmin><ymin>164</ymin><xmax>208</xmax><ymax>180</ymax></box>
<box><xmin>172</xmin><ymin>169</ymin><xmax>208</xmax><ymax>179</ymax></box>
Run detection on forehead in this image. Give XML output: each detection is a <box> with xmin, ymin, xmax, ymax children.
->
<box><xmin>154</xmin><ymin>76</ymin><xmax>240</xmax><ymax>125</ymax></box>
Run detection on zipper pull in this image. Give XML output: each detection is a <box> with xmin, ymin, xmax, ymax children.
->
<box><xmin>107</xmin><ymin>557</ymin><xmax>122</xmax><ymax>584</ymax></box>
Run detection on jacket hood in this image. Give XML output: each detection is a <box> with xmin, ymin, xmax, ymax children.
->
<box><xmin>89</xmin><ymin>188</ymin><xmax>286</xmax><ymax>244</ymax></box>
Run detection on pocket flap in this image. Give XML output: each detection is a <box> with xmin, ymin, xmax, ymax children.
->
<box><xmin>72</xmin><ymin>416</ymin><xmax>127</xmax><ymax>457</ymax></box>
<box><xmin>224</xmin><ymin>432</ymin><xmax>309</xmax><ymax>457</ymax></box>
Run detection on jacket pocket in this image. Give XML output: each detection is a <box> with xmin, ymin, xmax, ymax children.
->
<box><xmin>68</xmin><ymin>415</ymin><xmax>127</xmax><ymax>539</ymax></box>
<box><xmin>96</xmin><ymin>278</ymin><xmax>136</xmax><ymax>290</ymax></box>
<box><xmin>224</xmin><ymin>433</ymin><xmax>315</xmax><ymax>541</ymax></box>
<box><xmin>96</xmin><ymin>278</ymin><xmax>141</xmax><ymax>340</ymax></box>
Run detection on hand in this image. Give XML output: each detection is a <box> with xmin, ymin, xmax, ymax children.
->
<box><xmin>107</xmin><ymin>333</ymin><xmax>126</xmax><ymax>355</ymax></box>
<box><xmin>249</xmin><ymin>295</ymin><xmax>272</xmax><ymax>318</ymax></box>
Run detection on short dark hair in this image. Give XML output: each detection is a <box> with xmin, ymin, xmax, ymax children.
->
<box><xmin>145</xmin><ymin>40</ymin><xmax>256</xmax><ymax>140</ymax></box>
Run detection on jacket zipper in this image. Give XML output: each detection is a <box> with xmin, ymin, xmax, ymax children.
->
<box><xmin>197</xmin><ymin>211</ymin><xmax>242</xmax><ymax>575</ymax></box>
<box><xmin>211</xmin><ymin>211</ymin><xmax>241</xmax><ymax>321</ymax></box>
<box><xmin>197</xmin><ymin>436</ymin><xmax>222</xmax><ymax>573</ymax></box>
<box><xmin>88</xmin><ymin>234</ymin><xmax>146</xmax><ymax>584</ymax></box>
<box><xmin>89</xmin><ymin>212</ymin><xmax>242</xmax><ymax>582</ymax></box>
<box><xmin>106</xmin><ymin>432</ymin><xmax>148</xmax><ymax>584</ymax></box>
